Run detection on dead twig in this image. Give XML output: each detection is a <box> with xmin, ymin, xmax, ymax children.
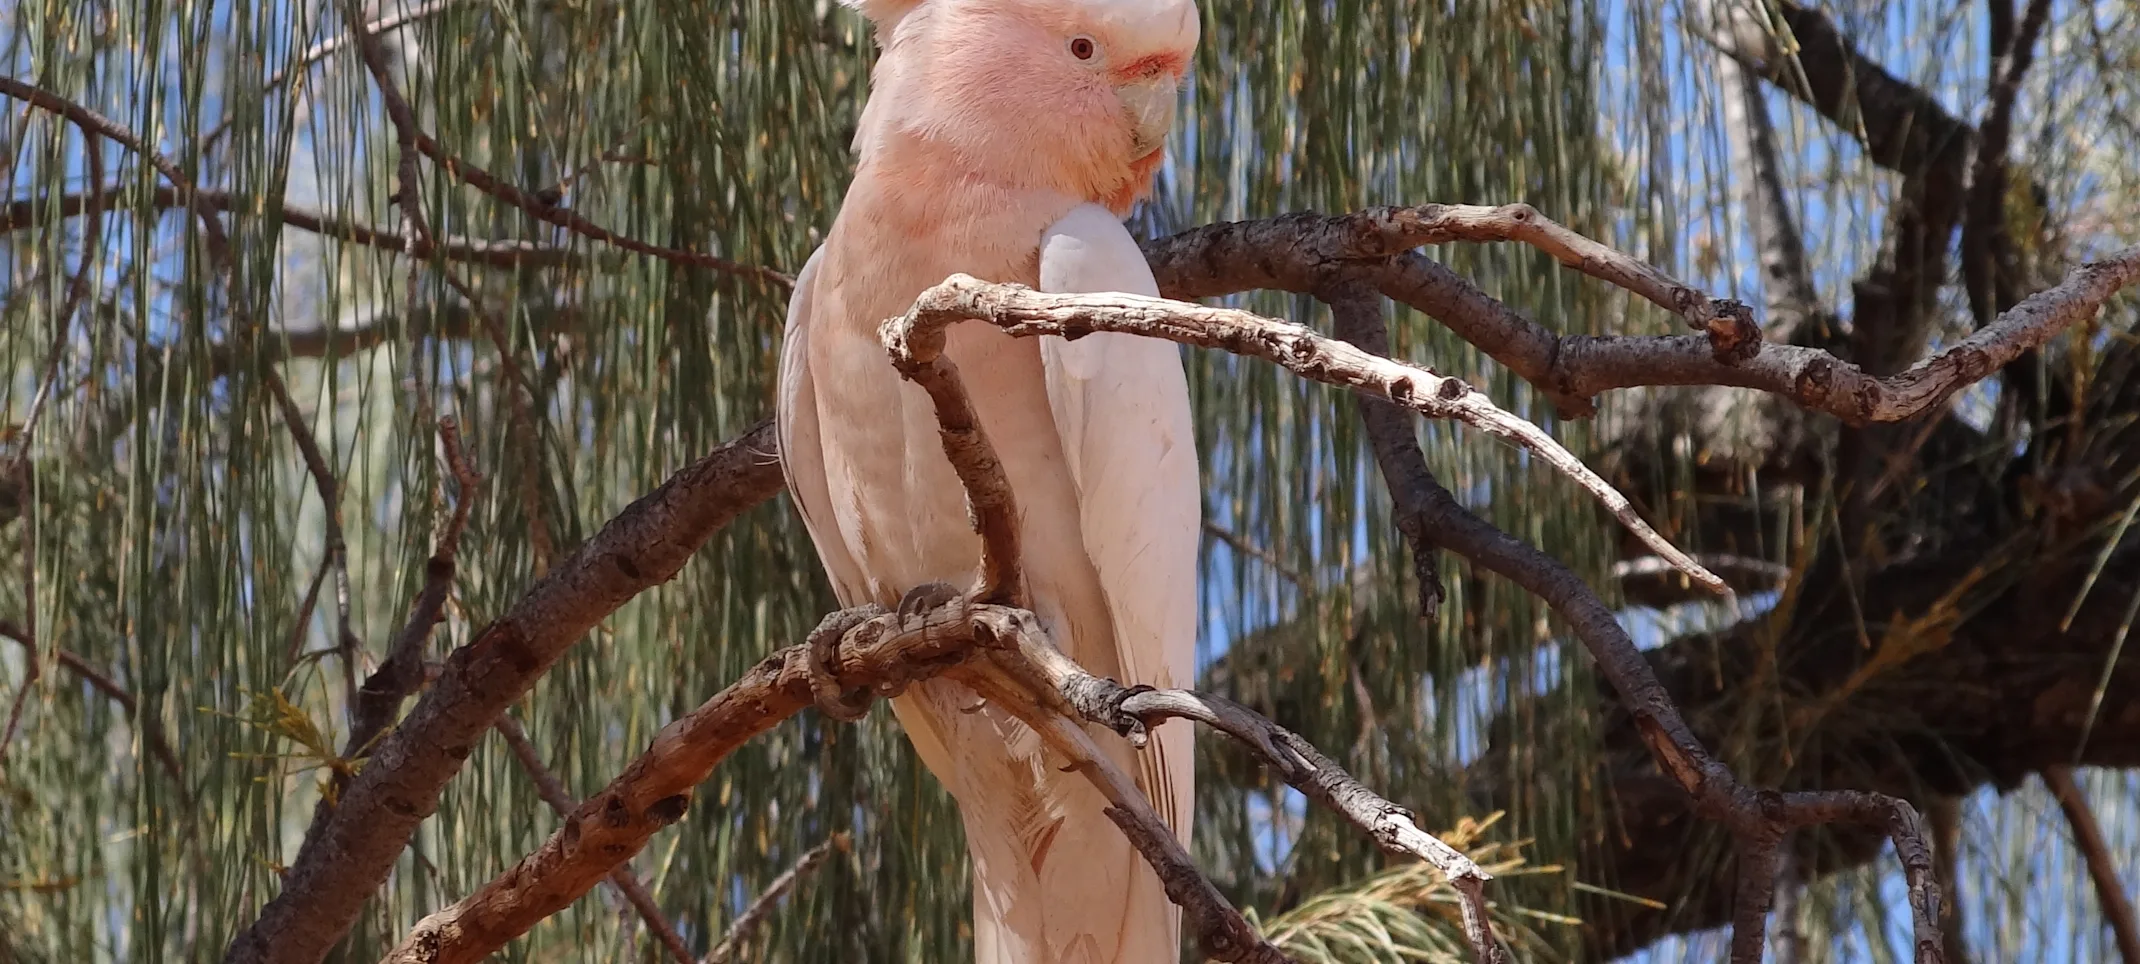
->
<box><xmin>1202</xmin><ymin>521</ymin><xmax>1312</xmax><ymax>591</ymax></box>
<box><xmin>1</xmin><ymin>185</ymin><xmax>577</xmax><ymax>267</ymax></box>
<box><xmin>1142</xmin><ymin>207</ymin><xmax>2140</xmax><ymax>428</ymax></box>
<box><xmin>13</xmin><ymin>117</ymin><xmax>101</xmax><ymax>458</ymax></box>
<box><xmin>702</xmin><ymin>833</ymin><xmax>848</xmax><ymax>964</ymax></box>
<box><xmin>1049</xmin><ymin>671</ymin><xmax>1505</xmax><ymax>963</ymax></box>
<box><xmin>199</xmin><ymin>0</ymin><xmax>464</xmax><ymax>153</ymax></box>
<box><xmin>0</xmin><ymin>619</ymin><xmax>185</xmax><ymax>791</ymax></box>
<box><xmin>1371</xmin><ymin>203</ymin><xmax>1761</xmax><ymax>359</ymax></box>
<box><xmin>493</xmin><ymin>714</ymin><xmax>694</xmax><ymax>964</ymax></box>
<box><xmin>329</xmin><ymin>6</ymin><xmax>785</xmax><ymax>290</ymax></box>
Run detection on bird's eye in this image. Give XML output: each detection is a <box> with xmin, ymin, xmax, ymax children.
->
<box><xmin>1069</xmin><ymin>36</ymin><xmax>1097</xmax><ymax>60</ymax></box>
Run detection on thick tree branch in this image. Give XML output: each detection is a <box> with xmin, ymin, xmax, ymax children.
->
<box><xmin>224</xmin><ymin>421</ymin><xmax>787</xmax><ymax>964</ymax></box>
<box><xmin>1384</xmin><ymin>244</ymin><xmax>2140</xmax><ymax>425</ymax></box>
<box><xmin>1559</xmin><ymin>540</ymin><xmax>2140</xmax><ymax>958</ymax></box>
<box><xmin>1321</xmin><ymin>285</ymin><xmax>1446</xmax><ymax>621</ymax></box>
<box><xmin>377</xmin><ymin>603</ymin><xmax>982</xmax><ymax>964</ymax></box>
<box><xmin>493</xmin><ymin>714</ymin><xmax>695</xmax><ymax>964</ymax></box>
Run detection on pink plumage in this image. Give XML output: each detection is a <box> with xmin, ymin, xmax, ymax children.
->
<box><xmin>780</xmin><ymin>1</ymin><xmax>1202</xmax><ymax>960</ymax></box>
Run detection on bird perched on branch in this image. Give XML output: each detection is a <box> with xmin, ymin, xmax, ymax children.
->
<box><xmin>775</xmin><ymin>0</ymin><xmax>1201</xmax><ymax>960</ymax></box>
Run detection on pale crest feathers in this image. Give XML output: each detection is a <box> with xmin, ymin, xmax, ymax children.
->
<box><xmin>839</xmin><ymin>0</ymin><xmax>1197</xmax><ymax>49</ymax></box>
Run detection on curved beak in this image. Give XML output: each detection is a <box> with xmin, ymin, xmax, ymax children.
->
<box><xmin>1117</xmin><ymin>73</ymin><xmax>1179</xmax><ymax>160</ymax></box>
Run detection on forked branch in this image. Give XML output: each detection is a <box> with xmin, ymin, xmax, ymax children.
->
<box><xmin>883</xmin><ymin>275</ymin><xmax>1946</xmax><ymax>964</ymax></box>
<box><xmin>880</xmin><ymin>274</ymin><xmax>1728</xmax><ymax>597</ymax></box>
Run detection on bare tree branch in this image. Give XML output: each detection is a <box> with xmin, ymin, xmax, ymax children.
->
<box><xmin>373</xmin><ymin>602</ymin><xmax>982</xmax><ymax>964</ymax></box>
<box><xmin>1321</xmin><ymin>285</ymin><xmax>1446</xmax><ymax>621</ymax></box>
<box><xmin>340</xmin><ymin>418</ymin><xmax>483</xmax><ymax>789</ymax></box>
<box><xmin>884</xmin><ymin>274</ymin><xmax>1730</xmax><ymax>596</ymax></box>
<box><xmin>875</xmin><ymin>317</ymin><xmax>1028</xmax><ymax>609</ymax></box>
<box><xmin>224</xmin><ymin>421</ymin><xmax>786</xmax><ymax>964</ymax></box>
<box><xmin>0</xmin><ymin>619</ymin><xmax>185</xmax><ymax>793</ymax></box>
<box><xmin>2</xmin><ymin>185</ymin><xmax>579</xmax><ymax>267</ymax></box>
<box><xmin>12</xmin><ymin>117</ymin><xmax>102</xmax><ymax>458</ymax></box>
<box><xmin>1383</xmin><ymin>243</ymin><xmax>2140</xmax><ymax>425</ymax></box>
<box><xmin>1962</xmin><ymin>0</ymin><xmax>2054</xmax><ymax>327</ymax></box>
<box><xmin>2043</xmin><ymin>766</ymin><xmax>2140</xmax><ymax>964</ymax></box>
<box><xmin>493</xmin><ymin>714</ymin><xmax>694</xmax><ymax>964</ymax></box>
<box><xmin>1144</xmin><ymin>203</ymin><xmax>1756</xmax><ymax>357</ymax></box>
<box><xmin>198</xmin><ymin>0</ymin><xmax>464</xmax><ymax>153</ymax></box>
<box><xmin>184</xmin><ymin>183</ymin><xmax>2118</xmax><ymax>963</ymax></box>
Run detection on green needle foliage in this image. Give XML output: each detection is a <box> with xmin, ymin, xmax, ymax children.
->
<box><xmin>3</xmin><ymin>1</ymin><xmax>2138</xmax><ymax>963</ymax></box>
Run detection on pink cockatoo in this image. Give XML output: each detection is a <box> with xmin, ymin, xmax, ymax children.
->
<box><xmin>775</xmin><ymin>0</ymin><xmax>1201</xmax><ymax>960</ymax></box>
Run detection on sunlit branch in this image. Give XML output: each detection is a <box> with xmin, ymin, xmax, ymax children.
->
<box><xmin>881</xmin><ymin>274</ymin><xmax>1729</xmax><ymax>596</ymax></box>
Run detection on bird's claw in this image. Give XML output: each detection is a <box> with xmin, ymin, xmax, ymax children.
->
<box><xmin>806</xmin><ymin>605</ymin><xmax>885</xmax><ymax>723</ymax></box>
<box><xmin>895</xmin><ymin>581</ymin><xmax>966</xmax><ymax>627</ymax></box>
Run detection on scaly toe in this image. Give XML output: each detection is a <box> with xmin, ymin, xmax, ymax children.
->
<box><xmin>895</xmin><ymin>581</ymin><xmax>965</xmax><ymax>627</ymax></box>
<box><xmin>805</xmin><ymin>605</ymin><xmax>883</xmax><ymax>723</ymax></box>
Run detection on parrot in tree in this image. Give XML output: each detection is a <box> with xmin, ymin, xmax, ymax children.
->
<box><xmin>775</xmin><ymin>0</ymin><xmax>1202</xmax><ymax>960</ymax></box>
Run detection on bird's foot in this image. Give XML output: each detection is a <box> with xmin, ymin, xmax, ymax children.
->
<box><xmin>895</xmin><ymin>581</ymin><xmax>966</xmax><ymax>627</ymax></box>
<box><xmin>805</xmin><ymin>604</ymin><xmax>886</xmax><ymax>723</ymax></box>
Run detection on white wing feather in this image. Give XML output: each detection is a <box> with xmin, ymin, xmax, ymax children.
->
<box><xmin>776</xmin><ymin>247</ymin><xmax>872</xmax><ymax>608</ymax></box>
<box><xmin>1036</xmin><ymin>204</ymin><xmax>1201</xmax><ymax>843</ymax></box>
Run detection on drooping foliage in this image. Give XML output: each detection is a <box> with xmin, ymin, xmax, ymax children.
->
<box><xmin>1</xmin><ymin>1</ymin><xmax>2137</xmax><ymax>963</ymax></box>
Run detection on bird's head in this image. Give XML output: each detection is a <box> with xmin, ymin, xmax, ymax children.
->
<box><xmin>844</xmin><ymin>0</ymin><xmax>1198</xmax><ymax>214</ymax></box>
